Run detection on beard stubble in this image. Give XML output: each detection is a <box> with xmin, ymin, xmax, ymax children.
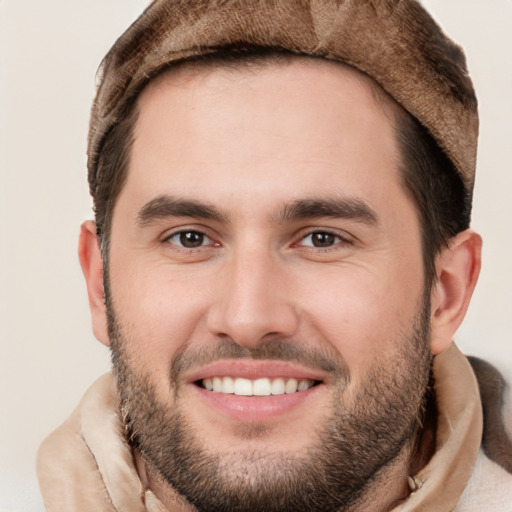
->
<box><xmin>109</xmin><ymin>298</ymin><xmax>432</xmax><ymax>512</ymax></box>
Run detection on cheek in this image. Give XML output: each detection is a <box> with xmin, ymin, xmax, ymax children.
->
<box><xmin>296</xmin><ymin>262</ymin><xmax>424</xmax><ymax>377</ymax></box>
<box><xmin>108</xmin><ymin>261</ymin><xmax>213</xmax><ymax>381</ymax></box>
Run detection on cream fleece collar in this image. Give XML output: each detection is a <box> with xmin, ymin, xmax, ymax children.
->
<box><xmin>37</xmin><ymin>343</ymin><xmax>483</xmax><ymax>512</ymax></box>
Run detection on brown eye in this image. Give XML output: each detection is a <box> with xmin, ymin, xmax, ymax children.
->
<box><xmin>167</xmin><ymin>230</ymin><xmax>209</xmax><ymax>248</ymax></box>
<box><xmin>298</xmin><ymin>231</ymin><xmax>341</xmax><ymax>248</ymax></box>
<box><xmin>180</xmin><ymin>231</ymin><xmax>204</xmax><ymax>247</ymax></box>
<box><xmin>310</xmin><ymin>232</ymin><xmax>336</xmax><ymax>247</ymax></box>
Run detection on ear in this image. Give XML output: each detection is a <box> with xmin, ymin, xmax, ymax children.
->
<box><xmin>430</xmin><ymin>229</ymin><xmax>482</xmax><ymax>355</ymax></box>
<box><xmin>78</xmin><ymin>220</ymin><xmax>110</xmax><ymax>346</ymax></box>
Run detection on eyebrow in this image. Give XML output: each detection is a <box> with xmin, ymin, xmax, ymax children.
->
<box><xmin>137</xmin><ymin>195</ymin><xmax>227</xmax><ymax>226</ymax></box>
<box><xmin>136</xmin><ymin>194</ymin><xmax>378</xmax><ymax>228</ymax></box>
<box><xmin>275</xmin><ymin>197</ymin><xmax>378</xmax><ymax>225</ymax></box>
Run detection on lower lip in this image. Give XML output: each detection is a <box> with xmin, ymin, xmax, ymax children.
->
<box><xmin>192</xmin><ymin>384</ymin><xmax>321</xmax><ymax>422</ymax></box>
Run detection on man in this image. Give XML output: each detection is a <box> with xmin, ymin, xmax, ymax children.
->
<box><xmin>37</xmin><ymin>1</ymin><xmax>512</xmax><ymax>511</ymax></box>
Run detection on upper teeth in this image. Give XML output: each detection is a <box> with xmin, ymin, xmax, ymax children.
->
<box><xmin>202</xmin><ymin>377</ymin><xmax>315</xmax><ymax>396</ymax></box>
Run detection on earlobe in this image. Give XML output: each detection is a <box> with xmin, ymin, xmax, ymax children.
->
<box><xmin>78</xmin><ymin>220</ymin><xmax>110</xmax><ymax>346</ymax></box>
<box><xmin>430</xmin><ymin>230</ymin><xmax>482</xmax><ymax>355</ymax></box>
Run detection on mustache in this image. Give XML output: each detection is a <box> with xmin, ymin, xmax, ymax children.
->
<box><xmin>170</xmin><ymin>339</ymin><xmax>350</xmax><ymax>384</ymax></box>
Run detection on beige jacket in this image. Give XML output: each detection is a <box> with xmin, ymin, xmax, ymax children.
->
<box><xmin>37</xmin><ymin>344</ymin><xmax>512</xmax><ymax>511</ymax></box>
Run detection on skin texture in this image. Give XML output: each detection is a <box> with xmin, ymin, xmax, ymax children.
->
<box><xmin>79</xmin><ymin>59</ymin><xmax>482</xmax><ymax>511</ymax></box>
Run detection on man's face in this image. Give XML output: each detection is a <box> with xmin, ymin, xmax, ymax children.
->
<box><xmin>106</xmin><ymin>60</ymin><xmax>432</xmax><ymax>511</ymax></box>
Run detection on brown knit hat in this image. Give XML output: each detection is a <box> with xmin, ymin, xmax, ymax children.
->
<box><xmin>88</xmin><ymin>0</ymin><xmax>478</xmax><ymax>197</ymax></box>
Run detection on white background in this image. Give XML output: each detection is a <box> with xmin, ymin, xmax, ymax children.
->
<box><xmin>1</xmin><ymin>1</ymin><xmax>511</xmax><ymax>510</ymax></box>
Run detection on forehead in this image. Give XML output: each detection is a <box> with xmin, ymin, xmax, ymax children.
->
<box><xmin>116</xmin><ymin>57</ymin><xmax>407</xmax><ymax>227</ymax></box>
<box><xmin>140</xmin><ymin>55</ymin><xmax>398</xmax><ymax>131</ymax></box>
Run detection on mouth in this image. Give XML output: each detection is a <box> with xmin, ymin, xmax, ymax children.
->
<box><xmin>197</xmin><ymin>376</ymin><xmax>319</xmax><ymax>396</ymax></box>
<box><xmin>187</xmin><ymin>360</ymin><xmax>326</xmax><ymax>422</ymax></box>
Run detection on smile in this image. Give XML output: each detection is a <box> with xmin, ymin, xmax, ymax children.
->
<box><xmin>188</xmin><ymin>360</ymin><xmax>326</xmax><ymax>421</ymax></box>
<box><xmin>200</xmin><ymin>377</ymin><xmax>317</xmax><ymax>396</ymax></box>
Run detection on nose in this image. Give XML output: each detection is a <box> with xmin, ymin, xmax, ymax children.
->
<box><xmin>206</xmin><ymin>247</ymin><xmax>299</xmax><ymax>347</ymax></box>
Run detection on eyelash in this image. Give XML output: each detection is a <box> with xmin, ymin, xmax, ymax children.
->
<box><xmin>294</xmin><ymin>229</ymin><xmax>353</xmax><ymax>250</ymax></box>
<box><xmin>163</xmin><ymin>229</ymin><xmax>218</xmax><ymax>250</ymax></box>
<box><xmin>162</xmin><ymin>228</ymin><xmax>352</xmax><ymax>253</ymax></box>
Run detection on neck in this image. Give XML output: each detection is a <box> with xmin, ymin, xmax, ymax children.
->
<box><xmin>349</xmin><ymin>440</ymin><xmax>417</xmax><ymax>512</ymax></box>
<box><xmin>354</xmin><ymin>396</ymin><xmax>437</xmax><ymax>512</ymax></box>
<box><xmin>134</xmin><ymin>450</ymin><xmax>197</xmax><ymax>512</ymax></box>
